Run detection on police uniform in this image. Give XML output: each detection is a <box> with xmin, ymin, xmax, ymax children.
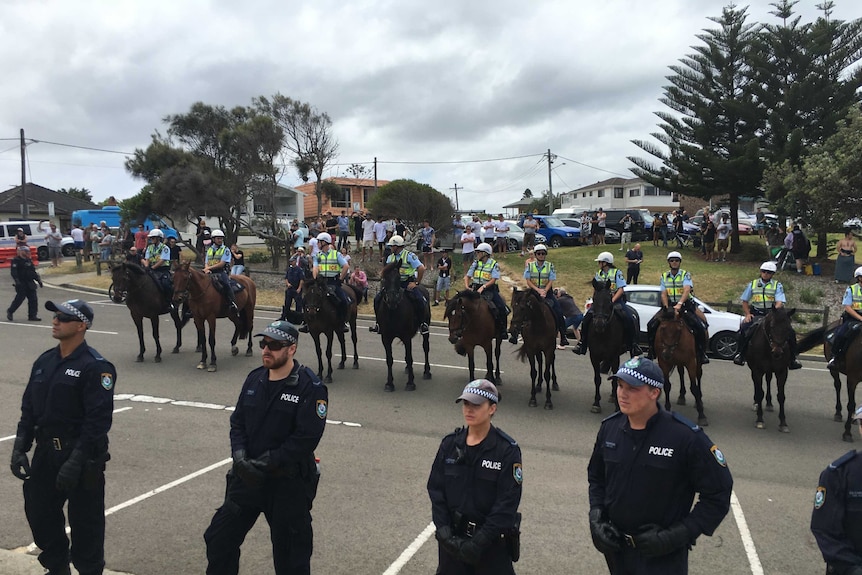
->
<box><xmin>466</xmin><ymin>256</ymin><xmax>509</xmax><ymax>335</ymax></box>
<box><xmin>315</xmin><ymin>247</ymin><xmax>351</xmax><ymax>318</ymax></box>
<box><xmin>206</xmin><ymin>242</ymin><xmax>238</xmax><ymax>310</ymax></box>
<box><xmin>428</xmin><ymin>425</ymin><xmax>523</xmax><ymax>575</ymax></box>
<box><xmin>576</xmin><ymin>268</ymin><xmax>640</xmax><ymax>354</ymax></box>
<box><xmin>8</xmin><ymin>250</ymin><xmax>41</xmax><ymax>321</ymax></box>
<box><xmin>811</xmin><ymin>449</ymin><xmax>862</xmax><ymax>574</ymax></box>
<box><xmin>588</xmin><ymin>408</ymin><xmax>733</xmax><ymax>574</ymax></box>
<box><xmin>826</xmin><ymin>284</ymin><xmax>862</xmax><ymax>366</ymax></box>
<box><xmin>735</xmin><ymin>277</ymin><xmax>800</xmax><ymax>366</ymax></box>
<box><xmin>518</xmin><ymin>259</ymin><xmax>567</xmax><ymax>344</ymax></box>
<box><xmin>204</xmin><ymin>342</ymin><xmax>327</xmax><ymax>575</ymax></box>
<box><xmin>646</xmin><ymin>269</ymin><xmax>709</xmax><ymax>363</ymax></box>
<box><xmin>372</xmin><ymin>248</ymin><xmax>428</xmax><ymax>325</ymax></box>
<box><xmin>12</xmin><ymin>301</ymin><xmax>115</xmax><ymax>575</ymax></box>
<box><xmin>144</xmin><ymin>239</ymin><xmax>172</xmax><ymax>295</ymax></box>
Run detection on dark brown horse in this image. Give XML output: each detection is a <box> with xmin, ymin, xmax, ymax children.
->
<box><xmin>375</xmin><ymin>261</ymin><xmax>431</xmax><ymax>391</ymax></box>
<box><xmin>586</xmin><ymin>279</ymin><xmax>628</xmax><ymax>413</ymax></box>
<box><xmin>172</xmin><ymin>262</ymin><xmax>256</xmax><ymax>372</ymax></box>
<box><xmin>654</xmin><ymin>305</ymin><xmax>707</xmax><ymax>426</ymax></box>
<box><xmin>109</xmin><ymin>262</ymin><xmax>188</xmax><ymax>362</ymax></box>
<box><xmin>823</xmin><ymin>321</ymin><xmax>862</xmax><ymax>441</ymax></box>
<box><xmin>444</xmin><ymin>290</ymin><xmax>502</xmax><ymax>385</ymax></box>
<box><xmin>510</xmin><ymin>287</ymin><xmax>558</xmax><ymax>409</ymax></box>
<box><xmin>301</xmin><ymin>275</ymin><xmax>359</xmax><ymax>383</ymax></box>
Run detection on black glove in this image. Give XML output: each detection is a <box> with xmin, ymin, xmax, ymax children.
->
<box><xmin>435</xmin><ymin>526</ymin><xmax>465</xmax><ymax>558</ymax></box>
<box><xmin>10</xmin><ymin>437</ymin><xmax>31</xmax><ymax>480</ymax></box>
<box><xmin>633</xmin><ymin>523</ymin><xmax>692</xmax><ymax>557</ymax></box>
<box><xmin>56</xmin><ymin>449</ymin><xmax>86</xmax><ymax>491</ymax></box>
<box><xmin>232</xmin><ymin>450</ymin><xmax>264</xmax><ymax>487</ymax></box>
<box><xmin>248</xmin><ymin>450</ymin><xmax>274</xmax><ymax>472</ymax></box>
<box><xmin>458</xmin><ymin>530</ymin><xmax>492</xmax><ymax>565</ymax></box>
<box><xmin>37</xmin><ymin>279</ymin><xmax>43</xmax><ymax>288</ymax></box>
<box><xmin>589</xmin><ymin>508</ymin><xmax>623</xmax><ymax>555</ymax></box>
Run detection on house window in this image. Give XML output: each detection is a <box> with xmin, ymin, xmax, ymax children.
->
<box><xmin>363</xmin><ymin>187</ymin><xmax>376</xmax><ymax>204</ymax></box>
<box><xmin>629</xmin><ymin>188</ymin><xmax>640</xmax><ymax>197</ymax></box>
<box><xmin>597</xmin><ymin>189</ymin><xmax>605</xmax><ymax>198</ymax></box>
<box><xmin>613</xmin><ymin>187</ymin><xmax>623</xmax><ymax>199</ymax></box>
<box><xmin>331</xmin><ymin>186</ymin><xmax>351</xmax><ymax>208</ymax></box>
<box><xmin>659</xmin><ymin>189</ymin><xmax>671</xmax><ymax>196</ymax></box>
<box><xmin>589</xmin><ymin>191</ymin><xmax>593</xmax><ymax>197</ymax></box>
<box><xmin>644</xmin><ymin>186</ymin><xmax>657</xmax><ymax>196</ymax></box>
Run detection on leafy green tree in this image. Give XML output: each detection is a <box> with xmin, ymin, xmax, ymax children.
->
<box><xmin>366</xmin><ymin>179</ymin><xmax>453</xmax><ymax>236</ymax></box>
<box><xmin>525</xmin><ymin>190</ymin><xmax>560</xmax><ymax>215</ymax></box>
<box><xmin>56</xmin><ymin>187</ymin><xmax>93</xmax><ymax>202</ymax></box>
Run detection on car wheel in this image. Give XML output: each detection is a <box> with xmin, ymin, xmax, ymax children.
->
<box><xmin>711</xmin><ymin>331</ymin><xmax>738</xmax><ymax>360</ymax></box>
<box><xmin>62</xmin><ymin>244</ymin><xmax>75</xmax><ymax>257</ymax></box>
<box><xmin>549</xmin><ymin>235</ymin><xmax>563</xmax><ymax>249</ymax></box>
<box><xmin>37</xmin><ymin>246</ymin><xmax>48</xmax><ymax>261</ymax></box>
<box><xmin>507</xmin><ymin>238</ymin><xmax>519</xmax><ymax>252</ymax></box>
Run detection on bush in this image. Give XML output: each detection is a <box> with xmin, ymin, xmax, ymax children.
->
<box><xmin>246</xmin><ymin>251</ymin><xmax>271</xmax><ymax>264</ymax></box>
<box><xmin>799</xmin><ymin>286</ymin><xmax>823</xmax><ymax>305</ymax></box>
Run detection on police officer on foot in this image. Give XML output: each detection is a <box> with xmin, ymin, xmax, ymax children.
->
<box><xmin>428</xmin><ymin>379</ymin><xmax>522</xmax><ymax>574</ymax></box>
<box><xmin>732</xmin><ymin>261</ymin><xmax>803</xmax><ymax>369</ymax></box>
<box><xmin>369</xmin><ymin>234</ymin><xmax>429</xmax><ymax>334</ymax></box>
<box><xmin>204</xmin><ymin>320</ymin><xmax>327</xmax><ymax>575</ymax></box>
<box><xmin>204</xmin><ymin>229</ymin><xmax>239</xmax><ymax>313</ymax></box>
<box><xmin>645</xmin><ymin>251</ymin><xmax>710</xmax><ymax>364</ymax></box>
<box><xmin>11</xmin><ymin>299</ymin><xmax>116</xmax><ymax>575</ymax></box>
<box><xmin>811</xmin><ymin>405</ymin><xmax>862</xmax><ymax>574</ymax></box>
<box><xmin>304</xmin><ymin>232</ymin><xmax>351</xmax><ymax>333</ymax></box>
<box><xmin>511</xmin><ymin>244</ymin><xmax>569</xmax><ymax>347</ymax></box>
<box><xmin>465</xmin><ymin>242</ymin><xmax>510</xmax><ymax>341</ymax></box>
<box><xmin>826</xmin><ymin>266</ymin><xmax>862</xmax><ymax>369</ymax></box>
<box><xmin>7</xmin><ymin>245</ymin><xmax>42</xmax><ymax>321</ymax></box>
<box><xmin>587</xmin><ymin>357</ymin><xmax>733</xmax><ymax>574</ymax></box>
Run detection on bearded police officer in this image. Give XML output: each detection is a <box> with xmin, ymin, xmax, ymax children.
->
<box><xmin>11</xmin><ymin>299</ymin><xmax>116</xmax><ymax>575</ymax></box>
<box><xmin>587</xmin><ymin>357</ymin><xmax>733</xmax><ymax>574</ymax></box>
<box><xmin>204</xmin><ymin>320</ymin><xmax>327</xmax><ymax>575</ymax></box>
<box><xmin>811</xmin><ymin>406</ymin><xmax>862</xmax><ymax>575</ymax></box>
<box><xmin>428</xmin><ymin>379</ymin><xmax>523</xmax><ymax>574</ymax></box>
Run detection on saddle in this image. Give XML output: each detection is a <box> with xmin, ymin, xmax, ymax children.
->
<box><xmin>210</xmin><ymin>275</ymin><xmax>245</xmax><ymax>294</ymax></box>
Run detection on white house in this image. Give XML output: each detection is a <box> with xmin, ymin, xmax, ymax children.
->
<box><xmin>559</xmin><ymin>177</ymin><xmax>679</xmax><ymax>213</ymax></box>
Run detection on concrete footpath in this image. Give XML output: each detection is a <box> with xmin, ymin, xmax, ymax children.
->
<box><xmin>0</xmin><ymin>548</ymin><xmax>133</xmax><ymax>575</ymax></box>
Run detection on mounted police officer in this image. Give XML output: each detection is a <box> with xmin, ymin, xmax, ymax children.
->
<box><xmin>645</xmin><ymin>251</ymin><xmax>710</xmax><ymax>364</ymax></box>
<box><xmin>204</xmin><ymin>229</ymin><xmax>238</xmax><ymax>313</ymax></box>
<box><xmin>204</xmin><ymin>320</ymin><xmax>327</xmax><ymax>575</ymax></box>
<box><xmin>510</xmin><ymin>243</ymin><xmax>569</xmax><ymax>347</ymax></box>
<box><xmin>369</xmin><ymin>234</ymin><xmax>429</xmax><ymax>334</ymax></box>
<box><xmin>573</xmin><ymin>251</ymin><xmax>642</xmax><ymax>357</ymax></box>
<box><xmin>11</xmin><ymin>299</ymin><xmax>116</xmax><ymax>575</ymax></box>
<box><xmin>141</xmin><ymin>228</ymin><xmax>173</xmax><ymax>304</ymax></box>
<box><xmin>588</xmin><ymin>357</ymin><xmax>733</xmax><ymax>574</ymax></box>
<box><xmin>826</xmin><ymin>266</ymin><xmax>862</xmax><ymax>369</ymax></box>
<box><xmin>464</xmin><ymin>242</ymin><xmax>510</xmax><ymax>341</ymax></box>
<box><xmin>811</xmin><ymin>405</ymin><xmax>862</xmax><ymax>575</ymax></box>
<box><xmin>305</xmin><ymin>232</ymin><xmax>351</xmax><ymax>333</ymax></box>
<box><xmin>732</xmin><ymin>261</ymin><xmax>802</xmax><ymax>369</ymax></box>
<box><xmin>7</xmin><ymin>245</ymin><xmax>42</xmax><ymax>321</ymax></box>
<box><xmin>428</xmin><ymin>379</ymin><xmax>522</xmax><ymax>574</ymax></box>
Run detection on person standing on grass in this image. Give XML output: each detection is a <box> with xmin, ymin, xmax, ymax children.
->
<box><xmin>715</xmin><ymin>215</ymin><xmax>731</xmax><ymax>262</ymax></box>
<box><xmin>493</xmin><ymin>215</ymin><xmax>509</xmax><ymax>258</ymax></box>
<box><xmin>433</xmin><ymin>247</ymin><xmax>452</xmax><ymax>307</ymax></box>
<box><xmin>460</xmin><ymin>225</ymin><xmax>476</xmax><ymax>275</ymax></box>
<box><xmin>625</xmin><ymin>243</ymin><xmax>643</xmax><ymax>285</ymax></box>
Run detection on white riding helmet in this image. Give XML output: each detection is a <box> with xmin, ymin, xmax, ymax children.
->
<box><xmin>316</xmin><ymin>232</ymin><xmax>332</xmax><ymax>244</ymax></box>
<box><xmin>387</xmin><ymin>235</ymin><xmax>405</xmax><ymax>247</ymax></box>
<box><xmin>760</xmin><ymin>261</ymin><xmax>778</xmax><ymax>273</ymax></box>
<box><xmin>476</xmin><ymin>242</ymin><xmax>493</xmax><ymax>255</ymax></box>
<box><xmin>533</xmin><ymin>244</ymin><xmax>548</xmax><ymax>253</ymax></box>
<box><xmin>667</xmin><ymin>251</ymin><xmax>682</xmax><ymax>261</ymax></box>
<box><xmin>855</xmin><ymin>266</ymin><xmax>862</xmax><ymax>278</ymax></box>
<box><xmin>147</xmin><ymin>229</ymin><xmax>164</xmax><ymax>238</ymax></box>
<box><xmin>211</xmin><ymin>229</ymin><xmax>225</xmax><ymax>238</ymax></box>
<box><xmin>595</xmin><ymin>251</ymin><xmax>614</xmax><ymax>265</ymax></box>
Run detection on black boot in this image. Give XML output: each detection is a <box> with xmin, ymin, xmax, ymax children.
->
<box><xmin>733</xmin><ymin>353</ymin><xmax>746</xmax><ymax>366</ymax></box>
<box><xmin>789</xmin><ymin>357</ymin><xmax>802</xmax><ymax>370</ymax></box>
<box><xmin>508</xmin><ymin>329</ymin><xmax>519</xmax><ymax>345</ymax></box>
<box><xmin>559</xmin><ymin>332</ymin><xmax>570</xmax><ymax>347</ymax></box>
<box><xmin>369</xmin><ymin>323</ymin><xmax>379</xmax><ymax>333</ymax></box>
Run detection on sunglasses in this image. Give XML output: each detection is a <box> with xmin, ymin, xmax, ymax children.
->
<box><xmin>259</xmin><ymin>339</ymin><xmax>291</xmax><ymax>350</ymax></box>
<box><xmin>53</xmin><ymin>313</ymin><xmax>82</xmax><ymax>323</ymax></box>
<box><xmin>761</xmin><ymin>270</ymin><xmax>775</xmax><ymax>274</ymax></box>
<box><xmin>535</xmin><ymin>251</ymin><xmax>547</xmax><ymax>255</ymax></box>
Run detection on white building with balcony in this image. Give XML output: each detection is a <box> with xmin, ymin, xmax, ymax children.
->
<box><xmin>559</xmin><ymin>177</ymin><xmax>679</xmax><ymax>213</ymax></box>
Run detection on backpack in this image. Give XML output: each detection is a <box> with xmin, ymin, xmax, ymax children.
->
<box><xmin>792</xmin><ymin>231</ymin><xmax>809</xmax><ymax>253</ymax></box>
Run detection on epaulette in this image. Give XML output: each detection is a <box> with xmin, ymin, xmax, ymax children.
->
<box><xmin>299</xmin><ymin>364</ymin><xmax>322</xmax><ymax>386</ymax></box>
<box><xmin>601</xmin><ymin>411</ymin><xmax>624</xmax><ymax>423</ymax></box>
<box><xmin>495</xmin><ymin>427</ymin><xmax>518</xmax><ymax>446</ymax></box>
<box><xmin>87</xmin><ymin>347</ymin><xmax>107</xmax><ymax>362</ymax></box>
<box><xmin>444</xmin><ymin>426</ymin><xmax>466</xmax><ymax>440</ymax></box>
<box><xmin>829</xmin><ymin>450</ymin><xmax>858</xmax><ymax>470</ymax></box>
<box><xmin>672</xmin><ymin>411</ymin><xmax>702</xmax><ymax>432</ymax></box>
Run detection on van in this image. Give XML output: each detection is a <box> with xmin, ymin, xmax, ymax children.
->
<box><xmin>601</xmin><ymin>209</ymin><xmax>647</xmax><ymax>240</ymax></box>
<box><xmin>0</xmin><ymin>220</ymin><xmax>76</xmax><ymax>260</ymax></box>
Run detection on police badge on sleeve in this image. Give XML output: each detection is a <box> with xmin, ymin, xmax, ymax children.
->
<box><xmin>513</xmin><ymin>463</ymin><xmax>523</xmax><ymax>485</ymax></box>
<box><xmin>316</xmin><ymin>399</ymin><xmax>327</xmax><ymax>420</ymax></box>
<box><xmin>101</xmin><ymin>372</ymin><xmax>114</xmax><ymax>391</ymax></box>
<box><xmin>814</xmin><ymin>486</ymin><xmax>826</xmax><ymax>509</ymax></box>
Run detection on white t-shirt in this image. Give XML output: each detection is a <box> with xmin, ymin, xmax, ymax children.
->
<box><xmin>461</xmin><ymin>232</ymin><xmax>476</xmax><ymax>254</ymax></box>
<box><xmin>470</xmin><ymin>221</ymin><xmax>483</xmax><ymax>236</ymax></box>
<box><xmin>373</xmin><ymin>221</ymin><xmax>388</xmax><ymax>242</ymax></box>
<box><xmin>362</xmin><ymin>219</ymin><xmax>376</xmax><ymax>241</ymax></box>
<box><xmin>494</xmin><ymin>221</ymin><xmax>510</xmax><ymax>238</ymax></box>
<box><xmin>598</xmin><ymin>213</ymin><xmax>607</xmax><ymax>228</ymax></box>
<box><xmin>482</xmin><ymin>220</ymin><xmax>495</xmax><ymax>240</ymax></box>
<box><xmin>70</xmin><ymin>227</ymin><xmax>84</xmax><ymax>242</ymax></box>
<box><xmin>717</xmin><ymin>223</ymin><xmax>731</xmax><ymax>240</ymax></box>
<box><xmin>309</xmin><ymin>237</ymin><xmax>320</xmax><ymax>257</ymax></box>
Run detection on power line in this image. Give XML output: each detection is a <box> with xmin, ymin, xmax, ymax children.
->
<box><xmin>29</xmin><ymin>139</ymin><xmax>134</xmax><ymax>155</ymax></box>
<box><xmin>555</xmin><ymin>153</ymin><xmax>631</xmax><ymax>178</ymax></box>
<box><xmin>378</xmin><ymin>153</ymin><xmax>543</xmax><ymax>165</ymax></box>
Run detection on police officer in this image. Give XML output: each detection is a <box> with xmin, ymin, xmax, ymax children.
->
<box><xmin>428</xmin><ymin>379</ymin><xmax>523</xmax><ymax>575</ymax></box>
<box><xmin>465</xmin><ymin>242</ymin><xmax>509</xmax><ymax>341</ymax></box>
<box><xmin>732</xmin><ymin>261</ymin><xmax>803</xmax><ymax>369</ymax></box>
<box><xmin>306</xmin><ymin>232</ymin><xmax>351</xmax><ymax>333</ymax></box>
<box><xmin>204</xmin><ymin>320</ymin><xmax>327</xmax><ymax>575</ymax></box>
<box><xmin>281</xmin><ymin>246</ymin><xmax>307</xmax><ymax>321</ymax></box>
<box><xmin>510</xmin><ymin>243</ymin><xmax>569</xmax><ymax>347</ymax></box>
<box><xmin>587</xmin><ymin>357</ymin><xmax>733</xmax><ymax>574</ymax></box>
<box><xmin>369</xmin><ymin>234</ymin><xmax>429</xmax><ymax>334</ymax></box>
<box><xmin>573</xmin><ymin>251</ymin><xmax>642</xmax><ymax>357</ymax></box>
<box><xmin>811</xmin><ymin>405</ymin><xmax>862</xmax><ymax>575</ymax></box>
<box><xmin>645</xmin><ymin>251</ymin><xmax>710</xmax><ymax>364</ymax></box>
<box><xmin>204</xmin><ymin>229</ymin><xmax>239</xmax><ymax>313</ymax></box>
<box><xmin>826</xmin><ymin>266</ymin><xmax>862</xmax><ymax>369</ymax></box>
<box><xmin>7</xmin><ymin>245</ymin><xmax>42</xmax><ymax>321</ymax></box>
<box><xmin>11</xmin><ymin>299</ymin><xmax>116</xmax><ymax>575</ymax></box>
<box><xmin>141</xmin><ymin>228</ymin><xmax>173</xmax><ymax>302</ymax></box>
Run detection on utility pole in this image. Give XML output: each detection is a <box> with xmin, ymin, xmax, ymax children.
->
<box><xmin>449</xmin><ymin>183</ymin><xmax>461</xmax><ymax>212</ymax></box>
<box><xmin>546</xmin><ymin>148</ymin><xmax>556</xmax><ymax>215</ymax></box>
<box><xmin>20</xmin><ymin>128</ymin><xmax>29</xmax><ymax>218</ymax></box>
<box><xmin>373</xmin><ymin>157</ymin><xmax>378</xmax><ymax>192</ymax></box>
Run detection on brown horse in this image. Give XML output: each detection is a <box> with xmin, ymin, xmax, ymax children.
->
<box><xmin>301</xmin><ymin>275</ymin><xmax>359</xmax><ymax>383</ymax></box>
<box><xmin>586</xmin><ymin>279</ymin><xmax>628</xmax><ymax>413</ymax></box>
<box><xmin>654</xmin><ymin>305</ymin><xmax>707</xmax><ymax>426</ymax></box>
<box><xmin>444</xmin><ymin>289</ymin><xmax>502</xmax><ymax>385</ymax></box>
<box><xmin>510</xmin><ymin>287</ymin><xmax>558</xmax><ymax>409</ymax></box>
<box><xmin>823</xmin><ymin>321</ymin><xmax>862</xmax><ymax>442</ymax></box>
<box><xmin>109</xmin><ymin>262</ymin><xmax>188</xmax><ymax>362</ymax></box>
<box><xmin>172</xmin><ymin>262</ymin><xmax>256</xmax><ymax>372</ymax></box>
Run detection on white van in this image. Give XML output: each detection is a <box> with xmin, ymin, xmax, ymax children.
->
<box><xmin>0</xmin><ymin>220</ymin><xmax>75</xmax><ymax>260</ymax></box>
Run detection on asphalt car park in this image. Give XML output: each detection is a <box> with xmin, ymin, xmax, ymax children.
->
<box><xmin>0</xmin><ymin>276</ymin><xmax>852</xmax><ymax>575</ymax></box>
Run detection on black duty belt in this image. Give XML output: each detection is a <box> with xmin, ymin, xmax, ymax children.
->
<box><xmin>35</xmin><ymin>426</ymin><xmax>79</xmax><ymax>451</ymax></box>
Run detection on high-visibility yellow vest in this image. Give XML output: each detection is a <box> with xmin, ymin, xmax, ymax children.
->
<box><xmin>851</xmin><ymin>283</ymin><xmax>862</xmax><ymax>310</ymax></box>
<box><xmin>662</xmin><ymin>269</ymin><xmax>690</xmax><ymax>303</ymax></box>
<box><xmin>595</xmin><ymin>269</ymin><xmax>617</xmax><ymax>293</ymax></box>
<box><xmin>528</xmin><ymin>261</ymin><xmax>554</xmax><ymax>288</ymax></box>
<box><xmin>472</xmin><ymin>258</ymin><xmax>498</xmax><ymax>284</ymax></box>
<box><xmin>206</xmin><ymin>245</ymin><xmax>227</xmax><ymax>266</ymax></box>
<box><xmin>749</xmin><ymin>279</ymin><xmax>778</xmax><ymax>310</ymax></box>
<box><xmin>146</xmin><ymin>243</ymin><xmax>164</xmax><ymax>265</ymax></box>
<box><xmin>317</xmin><ymin>249</ymin><xmax>341</xmax><ymax>277</ymax></box>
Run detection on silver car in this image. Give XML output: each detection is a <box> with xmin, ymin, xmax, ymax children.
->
<box><xmin>504</xmin><ymin>221</ymin><xmax>546</xmax><ymax>252</ymax></box>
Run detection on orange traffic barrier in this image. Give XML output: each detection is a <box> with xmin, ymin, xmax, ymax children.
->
<box><xmin>0</xmin><ymin>245</ymin><xmax>37</xmax><ymax>268</ymax></box>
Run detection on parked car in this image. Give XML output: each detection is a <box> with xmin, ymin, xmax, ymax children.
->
<box><xmin>517</xmin><ymin>215</ymin><xmax>579</xmax><ymax>248</ymax></box>
<box><xmin>843</xmin><ymin>217</ymin><xmax>861</xmax><ymax>229</ymax></box>
<box><xmin>503</xmin><ymin>221</ymin><xmax>546</xmax><ymax>252</ymax></box>
<box><xmin>689</xmin><ymin>215</ymin><xmax>752</xmax><ymax>235</ymax></box>
<box><xmin>0</xmin><ymin>220</ymin><xmax>76</xmax><ymax>260</ymax></box>
<box><xmin>623</xmin><ymin>284</ymin><xmax>742</xmax><ymax>360</ymax></box>
<box><xmin>560</xmin><ymin>219</ymin><xmax>621</xmax><ymax>243</ymax></box>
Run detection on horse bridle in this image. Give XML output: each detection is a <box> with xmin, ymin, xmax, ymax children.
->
<box><xmin>448</xmin><ymin>295</ymin><xmax>469</xmax><ymax>338</ymax></box>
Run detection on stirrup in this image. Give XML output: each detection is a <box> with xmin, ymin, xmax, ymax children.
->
<box><xmin>700</xmin><ymin>354</ymin><xmax>710</xmax><ymax>365</ymax></box>
<box><xmin>343</xmin><ymin>322</ymin><xmax>350</xmax><ymax>333</ymax></box>
<box><xmin>297</xmin><ymin>323</ymin><xmax>309</xmax><ymax>333</ymax></box>
<box><xmin>789</xmin><ymin>358</ymin><xmax>802</xmax><ymax>370</ymax></box>
<box><xmin>369</xmin><ymin>324</ymin><xmax>379</xmax><ymax>333</ymax></box>
<box><xmin>733</xmin><ymin>354</ymin><xmax>745</xmax><ymax>366</ymax></box>
<box><xmin>419</xmin><ymin>322</ymin><xmax>430</xmax><ymax>335</ymax></box>
<box><xmin>826</xmin><ymin>357</ymin><xmax>836</xmax><ymax>369</ymax></box>
<box><xmin>559</xmin><ymin>335</ymin><xmax>570</xmax><ymax>346</ymax></box>
<box><xmin>573</xmin><ymin>342</ymin><xmax>587</xmax><ymax>355</ymax></box>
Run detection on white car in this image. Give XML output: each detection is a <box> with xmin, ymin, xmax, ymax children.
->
<box><xmin>623</xmin><ymin>284</ymin><xmax>743</xmax><ymax>360</ymax></box>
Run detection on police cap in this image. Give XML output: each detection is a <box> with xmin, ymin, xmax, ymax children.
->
<box><xmin>456</xmin><ymin>379</ymin><xmax>499</xmax><ymax>404</ymax></box>
<box><xmin>254</xmin><ymin>320</ymin><xmax>299</xmax><ymax>344</ymax></box>
<box><xmin>612</xmin><ymin>356</ymin><xmax>664</xmax><ymax>389</ymax></box>
<box><xmin>46</xmin><ymin>299</ymin><xmax>94</xmax><ymax>328</ymax></box>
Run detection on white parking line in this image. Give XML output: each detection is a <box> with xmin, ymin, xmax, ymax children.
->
<box><xmin>382</xmin><ymin>521</ymin><xmax>435</xmax><ymax>575</ymax></box>
<box><xmin>731</xmin><ymin>490</ymin><xmax>764</xmax><ymax>575</ymax></box>
<box><xmin>0</xmin><ymin>406</ymin><xmax>133</xmax><ymax>443</ymax></box>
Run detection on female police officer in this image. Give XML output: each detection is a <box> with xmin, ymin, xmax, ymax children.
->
<box><xmin>427</xmin><ymin>379</ymin><xmax>523</xmax><ymax>574</ymax></box>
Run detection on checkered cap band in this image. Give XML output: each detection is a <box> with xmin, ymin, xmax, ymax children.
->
<box><xmin>462</xmin><ymin>387</ymin><xmax>498</xmax><ymax>403</ymax></box>
<box><xmin>615</xmin><ymin>366</ymin><xmax>663</xmax><ymax>389</ymax></box>
<box><xmin>260</xmin><ymin>326</ymin><xmax>297</xmax><ymax>344</ymax></box>
<box><xmin>47</xmin><ymin>300</ymin><xmax>93</xmax><ymax>328</ymax></box>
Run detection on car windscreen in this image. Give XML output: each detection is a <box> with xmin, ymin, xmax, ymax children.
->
<box><xmin>541</xmin><ymin>217</ymin><xmax>566</xmax><ymax>227</ymax></box>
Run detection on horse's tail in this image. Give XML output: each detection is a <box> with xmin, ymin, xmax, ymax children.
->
<box><xmin>797</xmin><ymin>326</ymin><xmax>827</xmax><ymax>354</ymax></box>
<box><xmin>237</xmin><ymin>307</ymin><xmax>251</xmax><ymax>340</ymax></box>
<box><xmin>516</xmin><ymin>344</ymin><xmax>528</xmax><ymax>363</ymax></box>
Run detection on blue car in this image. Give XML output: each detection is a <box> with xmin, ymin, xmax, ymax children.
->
<box><xmin>518</xmin><ymin>215</ymin><xmax>579</xmax><ymax>248</ymax></box>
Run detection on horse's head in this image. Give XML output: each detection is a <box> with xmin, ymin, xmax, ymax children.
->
<box><xmin>510</xmin><ymin>288</ymin><xmax>528</xmax><ymax>331</ymax></box>
<box><xmin>764</xmin><ymin>306</ymin><xmax>796</xmax><ymax>358</ymax></box>
<box><xmin>109</xmin><ymin>262</ymin><xmax>145</xmax><ymax>303</ymax></box>
<box><xmin>302</xmin><ymin>276</ymin><xmax>329</xmax><ymax>321</ymax></box>
<box><xmin>590</xmin><ymin>279</ymin><xmax>614</xmax><ymax>332</ymax></box>
<box><xmin>380</xmin><ymin>261</ymin><xmax>403</xmax><ymax>309</ymax></box>
<box><xmin>172</xmin><ymin>262</ymin><xmax>192</xmax><ymax>304</ymax></box>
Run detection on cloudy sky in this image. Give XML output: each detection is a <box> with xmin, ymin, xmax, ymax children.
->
<box><xmin>0</xmin><ymin>0</ymin><xmax>856</xmax><ymax>215</ymax></box>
